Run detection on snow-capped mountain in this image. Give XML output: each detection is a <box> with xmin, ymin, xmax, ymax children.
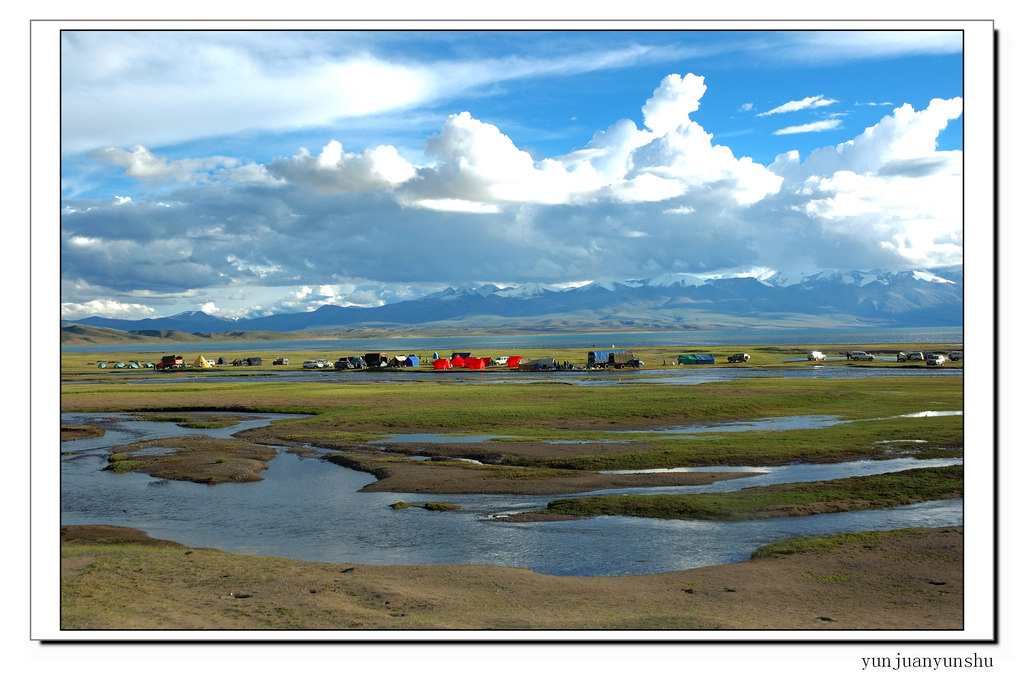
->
<box><xmin>65</xmin><ymin>266</ymin><xmax>964</xmax><ymax>334</ymax></box>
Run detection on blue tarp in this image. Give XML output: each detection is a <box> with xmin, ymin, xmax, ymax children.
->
<box><xmin>678</xmin><ymin>354</ymin><xmax>715</xmax><ymax>365</ymax></box>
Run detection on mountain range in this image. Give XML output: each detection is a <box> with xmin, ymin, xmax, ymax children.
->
<box><xmin>64</xmin><ymin>266</ymin><xmax>964</xmax><ymax>336</ymax></box>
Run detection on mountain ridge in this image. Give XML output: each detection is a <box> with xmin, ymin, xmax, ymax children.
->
<box><xmin>64</xmin><ymin>266</ymin><xmax>964</xmax><ymax>335</ymax></box>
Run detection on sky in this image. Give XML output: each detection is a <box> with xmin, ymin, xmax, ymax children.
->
<box><xmin>58</xmin><ymin>29</ymin><xmax>966</xmax><ymax>321</ymax></box>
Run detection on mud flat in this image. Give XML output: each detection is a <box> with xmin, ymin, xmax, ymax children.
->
<box><xmin>106</xmin><ymin>435</ymin><xmax>279</xmax><ymax>484</ymax></box>
<box><xmin>60</xmin><ymin>524</ymin><xmax>964</xmax><ymax>631</ymax></box>
<box><xmin>324</xmin><ymin>449</ymin><xmax>763</xmax><ymax>495</ymax></box>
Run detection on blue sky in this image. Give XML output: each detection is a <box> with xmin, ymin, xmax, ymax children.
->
<box><xmin>59</xmin><ymin>29</ymin><xmax>965</xmax><ymax>320</ymax></box>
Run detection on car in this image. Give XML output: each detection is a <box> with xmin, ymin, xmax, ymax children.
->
<box><xmin>927</xmin><ymin>354</ymin><xmax>947</xmax><ymax>366</ymax></box>
<box><xmin>491</xmin><ymin>356</ymin><xmax>509</xmax><ymax>366</ymax></box>
<box><xmin>906</xmin><ymin>351</ymin><xmax>925</xmax><ymax>361</ymax></box>
<box><xmin>948</xmin><ymin>350</ymin><xmax>963</xmax><ymax>361</ymax></box>
<box><xmin>807</xmin><ymin>351</ymin><xmax>826</xmax><ymax>361</ymax></box>
<box><xmin>727</xmin><ymin>353</ymin><xmax>750</xmax><ymax>363</ymax></box>
<box><xmin>273</xmin><ymin>357</ymin><xmax>288</xmax><ymax>365</ymax></box>
<box><xmin>302</xmin><ymin>359</ymin><xmax>324</xmax><ymax>369</ymax></box>
<box><xmin>849</xmin><ymin>351</ymin><xmax>874</xmax><ymax>360</ymax></box>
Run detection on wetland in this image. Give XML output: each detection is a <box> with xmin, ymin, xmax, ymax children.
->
<box><xmin>58</xmin><ymin>340</ymin><xmax>967</xmax><ymax>630</ymax></box>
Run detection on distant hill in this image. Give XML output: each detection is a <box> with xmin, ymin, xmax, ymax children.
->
<box><xmin>63</xmin><ymin>266</ymin><xmax>964</xmax><ymax>338</ymax></box>
<box><xmin>59</xmin><ymin>325</ymin><xmax>342</xmax><ymax>346</ymax></box>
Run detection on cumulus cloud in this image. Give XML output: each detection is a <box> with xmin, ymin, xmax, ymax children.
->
<box><xmin>764</xmin><ymin>96</ymin><xmax>964</xmax><ymax>272</ymax></box>
<box><xmin>267</xmin><ymin>141</ymin><xmax>416</xmax><ymax>193</ymax></box>
<box><xmin>61</xmin><ymin>299</ymin><xmax>157</xmax><ymax>319</ymax></box>
<box><xmin>400</xmin><ymin>74</ymin><xmax>782</xmax><ymax>210</ymax></box>
<box><xmin>59</xmin><ymin>72</ymin><xmax>964</xmax><ymax>318</ymax></box>
<box><xmin>757</xmin><ymin>95</ymin><xmax>838</xmax><ymax>117</ymax></box>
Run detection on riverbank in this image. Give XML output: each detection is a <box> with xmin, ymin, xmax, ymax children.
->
<box><xmin>60</xmin><ymin>524</ymin><xmax>964</xmax><ymax>631</ymax></box>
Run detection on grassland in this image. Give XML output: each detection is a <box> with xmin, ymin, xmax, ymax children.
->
<box><xmin>61</xmin><ymin>373</ymin><xmax>963</xmax><ymax>481</ymax></box>
<box><xmin>514</xmin><ymin>466</ymin><xmax>963</xmax><ymax>521</ymax></box>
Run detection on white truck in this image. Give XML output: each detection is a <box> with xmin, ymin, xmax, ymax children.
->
<box><xmin>807</xmin><ymin>351</ymin><xmax>826</xmax><ymax>361</ymax></box>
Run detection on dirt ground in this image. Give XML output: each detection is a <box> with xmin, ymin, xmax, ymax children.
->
<box><xmin>324</xmin><ymin>449</ymin><xmax>761</xmax><ymax>494</ymax></box>
<box><xmin>60</xmin><ymin>524</ymin><xmax>964</xmax><ymax>631</ymax></box>
<box><xmin>61</xmin><ymin>424</ymin><xmax>105</xmax><ymax>442</ymax></box>
<box><xmin>109</xmin><ymin>435</ymin><xmax>279</xmax><ymax>484</ymax></box>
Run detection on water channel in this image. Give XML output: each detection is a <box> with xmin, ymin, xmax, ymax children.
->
<box><xmin>60</xmin><ymin>411</ymin><xmax>964</xmax><ymax>576</ymax></box>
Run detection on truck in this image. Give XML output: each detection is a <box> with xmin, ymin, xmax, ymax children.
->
<box><xmin>587</xmin><ymin>350</ymin><xmax>638</xmax><ymax>368</ymax></box>
<box><xmin>155</xmin><ymin>355</ymin><xmax>185</xmax><ymax>370</ymax></box>
<box><xmin>727</xmin><ymin>353</ymin><xmax>750</xmax><ymax>363</ymax></box>
<box><xmin>363</xmin><ymin>352</ymin><xmax>388</xmax><ymax>367</ymax></box>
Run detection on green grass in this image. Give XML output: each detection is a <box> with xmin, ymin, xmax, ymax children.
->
<box><xmin>539</xmin><ymin>465</ymin><xmax>962</xmax><ymax>521</ymax></box>
<box><xmin>750</xmin><ymin>526</ymin><xmax>964</xmax><ymax>559</ymax></box>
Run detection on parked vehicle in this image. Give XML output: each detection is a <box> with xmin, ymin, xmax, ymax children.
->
<box><xmin>155</xmin><ymin>355</ymin><xmax>185</xmax><ymax>370</ymax></box>
<box><xmin>907</xmin><ymin>351</ymin><xmax>925</xmax><ymax>361</ymax></box>
<box><xmin>949</xmin><ymin>350</ymin><xmax>963</xmax><ymax>361</ymax></box>
<box><xmin>491</xmin><ymin>356</ymin><xmax>509</xmax><ymax>366</ymax></box>
<box><xmin>727</xmin><ymin>353</ymin><xmax>750</xmax><ymax>363</ymax></box>
<box><xmin>587</xmin><ymin>350</ymin><xmax>637</xmax><ymax>368</ymax></box>
<box><xmin>273</xmin><ymin>357</ymin><xmax>288</xmax><ymax>365</ymax></box>
<box><xmin>849</xmin><ymin>351</ymin><xmax>874</xmax><ymax>360</ymax></box>
<box><xmin>302</xmin><ymin>359</ymin><xmax>325</xmax><ymax>369</ymax></box>
<box><xmin>363</xmin><ymin>352</ymin><xmax>388</xmax><ymax>367</ymax></box>
<box><xmin>807</xmin><ymin>351</ymin><xmax>826</xmax><ymax>361</ymax></box>
<box><xmin>927</xmin><ymin>354</ymin><xmax>947</xmax><ymax>366</ymax></box>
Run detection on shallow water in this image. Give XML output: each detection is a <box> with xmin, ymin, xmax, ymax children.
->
<box><xmin>60</xmin><ymin>411</ymin><xmax>963</xmax><ymax>576</ymax></box>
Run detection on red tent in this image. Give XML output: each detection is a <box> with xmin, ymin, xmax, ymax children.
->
<box><xmin>507</xmin><ymin>356</ymin><xmax>522</xmax><ymax>368</ymax></box>
<box><xmin>451</xmin><ymin>355</ymin><xmax>466</xmax><ymax>367</ymax></box>
<box><xmin>464</xmin><ymin>357</ymin><xmax>486</xmax><ymax>370</ymax></box>
<box><xmin>432</xmin><ymin>358</ymin><xmax>452</xmax><ymax>370</ymax></box>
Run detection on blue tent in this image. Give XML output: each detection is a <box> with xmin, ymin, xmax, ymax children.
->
<box><xmin>404</xmin><ymin>355</ymin><xmax>420</xmax><ymax>367</ymax></box>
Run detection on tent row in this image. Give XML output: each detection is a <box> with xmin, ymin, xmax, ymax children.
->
<box><xmin>433</xmin><ymin>355</ymin><xmax>522</xmax><ymax>370</ymax></box>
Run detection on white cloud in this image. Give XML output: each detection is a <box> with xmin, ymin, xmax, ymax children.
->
<box><xmin>61</xmin><ymin>299</ymin><xmax>156</xmax><ymax>319</ymax></box>
<box><xmin>91</xmin><ymin>146</ymin><xmax>240</xmax><ymax>185</ymax></box>
<box><xmin>268</xmin><ymin>140</ymin><xmax>416</xmax><ymax>193</ymax></box>
<box><xmin>59</xmin><ymin>68</ymin><xmax>964</xmax><ymax>315</ymax></box>
<box><xmin>773</xmin><ymin>119</ymin><xmax>844</xmax><ymax>135</ymax></box>
<box><xmin>200</xmin><ymin>301</ymin><xmax>220</xmax><ymax>315</ymax></box>
<box><xmin>400</xmin><ymin>74</ymin><xmax>782</xmax><ymax>210</ymax></box>
<box><xmin>60</xmin><ymin>32</ymin><xmax>673</xmax><ymax>154</ymax></box>
<box><xmin>766</xmin><ymin>97</ymin><xmax>963</xmax><ymax>271</ymax></box>
<box><xmin>757</xmin><ymin>95</ymin><xmax>838</xmax><ymax>117</ymax></box>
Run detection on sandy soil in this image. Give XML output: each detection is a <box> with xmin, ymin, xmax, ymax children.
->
<box><xmin>60</xmin><ymin>524</ymin><xmax>964</xmax><ymax>631</ymax></box>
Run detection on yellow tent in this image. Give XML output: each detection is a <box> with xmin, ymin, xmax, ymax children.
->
<box><xmin>191</xmin><ymin>355</ymin><xmax>214</xmax><ymax>368</ymax></box>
